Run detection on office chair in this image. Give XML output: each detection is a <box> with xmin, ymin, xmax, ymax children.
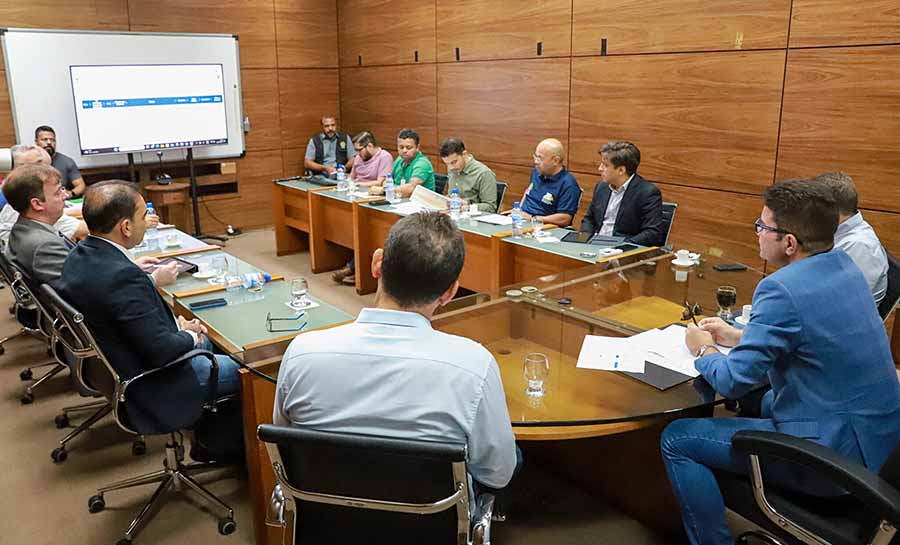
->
<box><xmin>714</xmin><ymin>430</ymin><xmax>900</xmax><ymax>545</ymax></box>
<box><xmin>258</xmin><ymin>424</ymin><xmax>495</xmax><ymax>545</ymax></box>
<box><xmin>878</xmin><ymin>251</ymin><xmax>900</xmax><ymax>321</ymax></box>
<box><xmin>661</xmin><ymin>201</ymin><xmax>678</xmax><ymax>246</ymax></box>
<box><xmin>496</xmin><ymin>181</ymin><xmax>508</xmax><ymax>211</ymax></box>
<box><xmin>435</xmin><ymin>173</ymin><xmax>449</xmax><ymax>196</ymax></box>
<box><xmin>44</xmin><ymin>286</ymin><xmax>236</xmax><ymax>544</ymax></box>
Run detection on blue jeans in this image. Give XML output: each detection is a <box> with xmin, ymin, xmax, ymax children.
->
<box><xmin>188</xmin><ymin>338</ymin><xmax>242</xmax><ymax>398</ymax></box>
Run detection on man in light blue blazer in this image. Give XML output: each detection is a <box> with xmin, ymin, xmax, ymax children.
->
<box><xmin>661</xmin><ymin>179</ymin><xmax>900</xmax><ymax>545</ymax></box>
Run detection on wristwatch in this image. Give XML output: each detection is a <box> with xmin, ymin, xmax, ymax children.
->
<box><xmin>695</xmin><ymin>344</ymin><xmax>715</xmax><ymax>358</ymax></box>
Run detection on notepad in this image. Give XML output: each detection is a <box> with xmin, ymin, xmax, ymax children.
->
<box><xmin>474</xmin><ymin>214</ymin><xmax>513</xmax><ymax>226</ymax></box>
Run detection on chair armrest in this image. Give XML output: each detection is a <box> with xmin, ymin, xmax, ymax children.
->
<box><xmin>733</xmin><ymin>430</ymin><xmax>900</xmax><ymax>525</ymax></box>
<box><xmin>472</xmin><ymin>493</ymin><xmax>495</xmax><ymax>545</ymax></box>
<box><xmin>121</xmin><ymin>349</ymin><xmax>219</xmax><ymax>407</ymax></box>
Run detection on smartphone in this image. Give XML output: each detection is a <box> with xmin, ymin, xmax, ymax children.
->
<box><xmin>713</xmin><ymin>263</ymin><xmax>748</xmax><ymax>272</ymax></box>
<box><xmin>614</xmin><ymin>243</ymin><xmax>639</xmax><ymax>253</ymax></box>
<box><xmin>189</xmin><ymin>298</ymin><xmax>227</xmax><ymax>310</ymax></box>
<box><xmin>368</xmin><ymin>199</ymin><xmax>391</xmax><ymax>206</ymax></box>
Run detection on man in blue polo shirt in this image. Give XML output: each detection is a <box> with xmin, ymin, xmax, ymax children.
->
<box><xmin>521</xmin><ymin>138</ymin><xmax>581</xmax><ymax>227</ymax></box>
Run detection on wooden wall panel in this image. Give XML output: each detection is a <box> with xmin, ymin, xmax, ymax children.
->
<box><xmin>0</xmin><ymin>1</ymin><xmax>129</xmax><ymax>31</ymax></box>
<box><xmin>569</xmin><ymin>52</ymin><xmax>784</xmax><ymax>195</ymax></box>
<box><xmin>242</xmin><ymin>69</ymin><xmax>282</xmax><ymax>152</ymax></box>
<box><xmin>337</xmin><ymin>0</ymin><xmax>435</xmax><ymax>67</ymax></box>
<box><xmin>282</xmin><ymin>147</ymin><xmax>306</xmax><ymax>177</ymax></box>
<box><xmin>437</xmin><ymin>58</ymin><xmax>570</xmax><ymax>167</ymax></box>
<box><xmin>0</xmin><ymin>71</ymin><xmax>14</xmax><ymax>147</ymax></box>
<box><xmin>776</xmin><ymin>46</ymin><xmax>900</xmax><ymax>213</ymax></box>
<box><xmin>790</xmin><ymin>0</ymin><xmax>900</xmax><ymax>48</ymax></box>
<box><xmin>128</xmin><ymin>0</ymin><xmax>277</xmax><ymax>68</ymax></box>
<box><xmin>275</xmin><ymin>0</ymin><xmax>339</xmax><ymax>68</ymax></box>
<box><xmin>435</xmin><ymin>0</ymin><xmax>571</xmax><ymax>62</ymax></box>
<box><xmin>572</xmin><ymin>0</ymin><xmax>790</xmax><ymax>56</ymax></box>
<box><xmin>197</xmin><ymin>150</ymin><xmax>285</xmax><ymax>232</ymax></box>
<box><xmin>861</xmin><ymin>208</ymin><xmax>900</xmax><ymax>260</ymax></box>
<box><xmin>340</xmin><ymin>64</ymin><xmax>437</xmax><ymax>154</ymax></box>
<box><xmin>657</xmin><ymin>182</ymin><xmax>765</xmax><ymax>269</ymax></box>
<box><xmin>482</xmin><ymin>161</ymin><xmax>536</xmax><ymax>209</ymax></box>
<box><xmin>278</xmin><ymin>69</ymin><xmax>340</xmax><ymax>150</ymax></box>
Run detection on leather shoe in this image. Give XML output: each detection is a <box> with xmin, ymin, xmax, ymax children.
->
<box><xmin>331</xmin><ymin>266</ymin><xmax>352</xmax><ymax>283</ymax></box>
<box><xmin>341</xmin><ymin>274</ymin><xmax>356</xmax><ymax>285</ymax></box>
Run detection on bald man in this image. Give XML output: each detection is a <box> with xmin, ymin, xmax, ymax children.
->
<box><xmin>520</xmin><ymin>139</ymin><xmax>581</xmax><ymax>227</ymax></box>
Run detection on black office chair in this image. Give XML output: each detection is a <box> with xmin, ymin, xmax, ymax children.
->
<box><xmin>258</xmin><ymin>424</ymin><xmax>495</xmax><ymax>545</ymax></box>
<box><xmin>878</xmin><ymin>251</ymin><xmax>900</xmax><ymax>321</ymax></box>
<box><xmin>0</xmin><ymin>243</ymin><xmax>40</xmax><ymax>355</ymax></box>
<box><xmin>715</xmin><ymin>430</ymin><xmax>900</xmax><ymax>545</ymax></box>
<box><xmin>661</xmin><ymin>201</ymin><xmax>678</xmax><ymax>246</ymax></box>
<box><xmin>496</xmin><ymin>181</ymin><xmax>508</xmax><ymax>211</ymax></box>
<box><xmin>435</xmin><ymin>173</ymin><xmax>449</xmax><ymax>196</ymax></box>
<box><xmin>43</xmin><ymin>285</ymin><xmax>236</xmax><ymax>544</ymax></box>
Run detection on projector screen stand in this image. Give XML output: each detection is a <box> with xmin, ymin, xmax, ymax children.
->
<box><xmin>127</xmin><ymin>153</ymin><xmax>137</xmax><ymax>184</ymax></box>
<box><xmin>186</xmin><ymin>148</ymin><xmax>227</xmax><ymax>244</ymax></box>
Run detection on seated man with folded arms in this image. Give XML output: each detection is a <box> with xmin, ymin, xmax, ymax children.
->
<box><xmin>276</xmin><ymin>211</ymin><xmax>519</xmax><ymax>491</ymax></box>
<box><xmin>304</xmin><ymin>115</ymin><xmax>355</xmax><ymax>176</ymax></box>
<box><xmin>368</xmin><ymin>128</ymin><xmax>435</xmax><ymax>198</ymax></box>
<box><xmin>661</xmin><ymin>179</ymin><xmax>900</xmax><ymax>545</ymax></box>
<box><xmin>439</xmin><ymin>137</ymin><xmax>498</xmax><ymax>213</ymax></box>
<box><xmin>814</xmin><ymin>171</ymin><xmax>888</xmax><ymax>304</ymax></box>
<box><xmin>520</xmin><ymin>138</ymin><xmax>581</xmax><ymax>227</ymax></box>
<box><xmin>580</xmin><ymin>141</ymin><xmax>664</xmax><ymax>246</ymax></box>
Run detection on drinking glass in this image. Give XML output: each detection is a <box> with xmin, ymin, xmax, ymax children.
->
<box><xmin>531</xmin><ymin>215</ymin><xmax>545</xmax><ymax>237</ymax></box>
<box><xmin>289</xmin><ymin>277</ymin><xmax>311</xmax><ymax>309</ymax></box>
<box><xmin>523</xmin><ymin>353</ymin><xmax>550</xmax><ymax>397</ymax></box>
<box><xmin>210</xmin><ymin>255</ymin><xmax>228</xmax><ymax>285</ymax></box>
<box><xmin>716</xmin><ymin>285</ymin><xmax>737</xmax><ymax>320</ymax></box>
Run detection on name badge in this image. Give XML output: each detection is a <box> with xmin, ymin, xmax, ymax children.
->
<box><xmin>541</xmin><ymin>192</ymin><xmax>554</xmax><ymax>205</ymax></box>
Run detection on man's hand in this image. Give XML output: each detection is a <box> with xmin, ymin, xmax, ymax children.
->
<box><xmin>147</xmin><ymin>214</ymin><xmax>160</xmax><ymax>228</ymax></box>
<box><xmin>135</xmin><ymin>255</ymin><xmax>160</xmax><ymax>272</ymax></box>
<box><xmin>699</xmin><ymin>317</ymin><xmax>743</xmax><ymax>347</ymax></box>
<box><xmin>368</xmin><ymin>185</ymin><xmax>385</xmax><ymax>195</ymax></box>
<box><xmin>177</xmin><ymin>316</ymin><xmax>208</xmax><ymax>345</ymax></box>
<box><xmin>685</xmin><ymin>324</ymin><xmax>715</xmax><ymax>356</ymax></box>
<box><xmin>324</xmin><ymin>165</ymin><xmax>337</xmax><ymax>176</ymax></box>
<box><xmin>150</xmin><ymin>261</ymin><xmax>179</xmax><ymax>286</ymax></box>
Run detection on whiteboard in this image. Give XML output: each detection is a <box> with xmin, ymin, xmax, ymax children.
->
<box><xmin>2</xmin><ymin>28</ymin><xmax>245</xmax><ymax>169</ymax></box>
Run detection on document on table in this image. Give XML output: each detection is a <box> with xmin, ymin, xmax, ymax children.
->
<box><xmin>638</xmin><ymin>325</ymin><xmax>732</xmax><ymax>378</ymax></box>
<box><xmin>390</xmin><ymin>201</ymin><xmax>429</xmax><ymax>216</ymax></box>
<box><xmin>474</xmin><ymin>214</ymin><xmax>513</xmax><ymax>226</ymax></box>
<box><xmin>576</xmin><ymin>336</ymin><xmax>646</xmax><ymax>373</ymax></box>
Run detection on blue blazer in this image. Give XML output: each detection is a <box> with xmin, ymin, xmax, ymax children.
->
<box><xmin>53</xmin><ymin>236</ymin><xmax>205</xmax><ymax>434</ymax></box>
<box><xmin>696</xmin><ymin>250</ymin><xmax>900</xmax><ymax>471</ymax></box>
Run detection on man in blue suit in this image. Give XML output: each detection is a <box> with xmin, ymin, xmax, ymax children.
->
<box><xmin>661</xmin><ymin>179</ymin><xmax>900</xmax><ymax>545</ymax></box>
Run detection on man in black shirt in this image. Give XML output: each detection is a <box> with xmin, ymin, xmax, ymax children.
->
<box><xmin>35</xmin><ymin>125</ymin><xmax>86</xmax><ymax>197</ymax></box>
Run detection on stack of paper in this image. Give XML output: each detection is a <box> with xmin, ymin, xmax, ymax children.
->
<box><xmin>388</xmin><ymin>185</ymin><xmax>450</xmax><ymax>216</ymax></box>
<box><xmin>474</xmin><ymin>214</ymin><xmax>513</xmax><ymax>226</ymax></box>
<box><xmin>576</xmin><ymin>336</ymin><xmax>646</xmax><ymax>373</ymax></box>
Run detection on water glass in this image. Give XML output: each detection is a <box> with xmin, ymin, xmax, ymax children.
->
<box><xmin>531</xmin><ymin>215</ymin><xmax>544</xmax><ymax>237</ymax></box>
<box><xmin>289</xmin><ymin>277</ymin><xmax>311</xmax><ymax>309</ymax></box>
<box><xmin>523</xmin><ymin>353</ymin><xmax>550</xmax><ymax>397</ymax></box>
<box><xmin>716</xmin><ymin>285</ymin><xmax>737</xmax><ymax>320</ymax></box>
<box><xmin>210</xmin><ymin>255</ymin><xmax>228</xmax><ymax>285</ymax></box>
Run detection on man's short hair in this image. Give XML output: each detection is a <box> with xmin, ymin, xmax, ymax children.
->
<box><xmin>813</xmin><ymin>171</ymin><xmax>858</xmax><ymax>216</ymax></box>
<box><xmin>439</xmin><ymin>138</ymin><xmax>466</xmax><ymax>158</ymax></box>
<box><xmin>82</xmin><ymin>180</ymin><xmax>141</xmax><ymax>234</ymax></box>
<box><xmin>2</xmin><ymin>164</ymin><xmax>60</xmax><ymax>214</ymax></box>
<box><xmin>35</xmin><ymin>125</ymin><xmax>55</xmax><ymax>138</ymax></box>
<box><xmin>352</xmin><ymin>131</ymin><xmax>377</xmax><ymax>148</ymax></box>
<box><xmin>763</xmin><ymin>179</ymin><xmax>838</xmax><ymax>255</ymax></box>
<box><xmin>600</xmin><ymin>141</ymin><xmax>641</xmax><ymax>176</ymax></box>
<box><xmin>397</xmin><ymin>128</ymin><xmax>420</xmax><ymax>146</ymax></box>
<box><xmin>381</xmin><ymin>211</ymin><xmax>465</xmax><ymax>307</ymax></box>
<box><xmin>10</xmin><ymin>144</ymin><xmax>46</xmax><ymax>166</ymax></box>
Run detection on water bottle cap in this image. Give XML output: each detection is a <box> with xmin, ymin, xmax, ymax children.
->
<box><xmin>263</xmin><ymin>273</ymin><xmax>272</xmax><ymax>282</ymax></box>
<box><xmin>146</xmin><ymin>202</ymin><xmax>154</xmax><ymax>208</ymax></box>
<box><xmin>513</xmin><ymin>201</ymin><xmax>520</xmax><ymax>207</ymax></box>
<box><xmin>451</xmin><ymin>188</ymin><xmax>459</xmax><ymax>194</ymax></box>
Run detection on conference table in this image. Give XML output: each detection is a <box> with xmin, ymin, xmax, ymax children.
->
<box><xmin>238</xmin><ymin>246</ymin><xmax>766</xmax><ymax>544</ymax></box>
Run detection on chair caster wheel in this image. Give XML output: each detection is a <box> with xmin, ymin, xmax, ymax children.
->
<box><xmin>115</xmin><ymin>539</ymin><xmax>131</xmax><ymax>545</ymax></box>
<box><xmin>20</xmin><ymin>393</ymin><xmax>34</xmax><ymax>404</ymax></box>
<box><xmin>88</xmin><ymin>494</ymin><xmax>105</xmax><ymax>513</ymax></box>
<box><xmin>0</xmin><ymin>345</ymin><xmax>5</xmax><ymax>355</ymax></box>
<box><xmin>51</xmin><ymin>447</ymin><xmax>68</xmax><ymax>463</ymax></box>
<box><xmin>19</xmin><ymin>369</ymin><xmax>32</xmax><ymax>381</ymax></box>
<box><xmin>132</xmin><ymin>440</ymin><xmax>147</xmax><ymax>456</ymax></box>
<box><xmin>55</xmin><ymin>414</ymin><xmax>69</xmax><ymax>428</ymax></box>
<box><xmin>218</xmin><ymin>517</ymin><xmax>236</xmax><ymax>535</ymax></box>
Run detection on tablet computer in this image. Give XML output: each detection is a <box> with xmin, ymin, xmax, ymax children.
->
<box><xmin>560</xmin><ymin>230</ymin><xmax>593</xmax><ymax>244</ymax></box>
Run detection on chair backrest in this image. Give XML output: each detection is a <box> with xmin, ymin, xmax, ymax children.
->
<box><xmin>0</xmin><ymin>248</ymin><xmax>35</xmax><ymax>309</ymax></box>
<box><xmin>878</xmin><ymin>251</ymin><xmax>900</xmax><ymax>320</ymax></box>
<box><xmin>258</xmin><ymin>424</ymin><xmax>471</xmax><ymax>545</ymax></box>
<box><xmin>495</xmin><ymin>181</ymin><xmax>508</xmax><ymax>211</ymax></box>
<box><xmin>434</xmin><ymin>173</ymin><xmax>448</xmax><ymax>196</ymax></box>
<box><xmin>661</xmin><ymin>201</ymin><xmax>678</xmax><ymax>246</ymax></box>
<box><xmin>3</xmin><ymin>257</ymin><xmax>56</xmax><ymax>340</ymax></box>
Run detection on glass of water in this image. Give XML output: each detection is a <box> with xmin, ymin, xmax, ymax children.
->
<box><xmin>531</xmin><ymin>215</ymin><xmax>544</xmax><ymax>237</ymax></box>
<box><xmin>523</xmin><ymin>353</ymin><xmax>550</xmax><ymax>397</ymax></box>
<box><xmin>289</xmin><ymin>277</ymin><xmax>311</xmax><ymax>309</ymax></box>
<box><xmin>210</xmin><ymin>255</ymin><xmax>228</xmax><ymax>285</ymax></box>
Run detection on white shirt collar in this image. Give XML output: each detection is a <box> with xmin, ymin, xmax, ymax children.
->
<box><xmin>610</xmin><ymin>174</ymin><xmax>634</xmax><ymax>195</ymax></box>
<box><xmin>89</xmin><ymin>235</ymin><xmax>134</xmax><ymax>261</ymax></box>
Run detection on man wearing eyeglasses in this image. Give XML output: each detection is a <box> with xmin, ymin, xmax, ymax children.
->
<box><xmin>660</xmin><ymin>179</ymin><xmax>900</xmax><ymax>545</ymax></box>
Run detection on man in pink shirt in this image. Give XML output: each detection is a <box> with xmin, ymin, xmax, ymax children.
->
<box><xmin>332</xmin><ymin>131</ymin><xmax>394</xmax><ymax>285</ymax></box>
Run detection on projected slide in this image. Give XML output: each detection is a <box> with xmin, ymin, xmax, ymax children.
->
<box><xmin>70</xmin><ymin>64</ymin><xmax>229</xmax><ymax>155</ymax></box>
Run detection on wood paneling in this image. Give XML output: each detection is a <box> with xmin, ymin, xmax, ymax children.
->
<box><xmin>0</xmin><ymin>1</ymin><xmax>128</xmax><ymax>31</ymax></box>
<box><xmin>438</xmin><ymin>58</ymin><xmax>570</xmax><ymax>167</ymax></box>
<box><xmin>656</xmin><ymin>182</ymin><xmax>765</xmax><ymax>269</ymax></box>
<box><xmin>196</xmin><ymin>150</ymin><xmax>284</xmax><ymax>232</ymax></box>
<box><xmin>484</xmin><ymin>161</ymin><xmax>538</xmax><ymax>209</ymax></box>
<box><xmin>0</xmin><ymin>70</ymin><xmax>14</xmax><ymax>147</ymax></box>
<box><xmin>337</xmin><ymin>0</ymin><xmax>435</xmax><ymax>67</ymax></box>
<box><xmin>128</xmin><ymin>0</ymin><xmax>277</xmax><ymax>68</ymax></box>
<box><xmin>790</xmin><ymin>0</ymin><xmax>900</xmax><ymax>48</ymax></box>
<box><xmin>569</xmin><ymin>52</ymin><xmax>784</xmax><ymax>195</ymax></box>
<box><xmin>572</xmin><ymin>0</ymin><xmax>790</xmax><ymax>56</ymax></box>
<box><xmin>776</xmin><ymin>46</ymin><xmax>900</xmax><ymax>213</ymax></box>
<box><xmin>275</xmin><ymin>0</ymin><xmax>339</xmax><ymax>68</ymax></box>
<box><xmin>282</xmin><ymin>147</ymin><xmax>306</xmax><ymax>177</ymax></box>
<box><xmin>862</xmin><ymin>208</ymin><xmax>900</xmax><ymax>260</ymax></box>
<box><xmin>278</xmin><ymin>69</ymin><xmax>340</xmax><ymax>150</ymax></box>
<box><xmin>241</xmin><ymin>69</ymin><xmax>282</xmax><ymax>152</ymax></box>
<box><xmin>435</xmin><ymin>0</ymin><xmax>571</xmax><ymax>62</ymax></box>
<box><xmin>340</xmin><ymin>64</ymin><xmax>437</xmax><ymax>154</ymax></box>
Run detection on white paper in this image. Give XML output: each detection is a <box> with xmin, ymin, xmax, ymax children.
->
<box><xmin>350</xmin><ymin>191</ymin><xmax>372</xmax><ymax>199</ymax></box>
<box><xmin>576</xmin><ymin>336</ymin><xmax>646</xmax><ymax>373</ymax></box>
<box><xmin>639</xmin><ymin>325</ymin><xmax>731</xmax><ymax>378</ymax></box>
<box><xmin>474</xmin><ymin>214</ymin><xmax>513</xmax><ymax>226</ymax></box>
<box><xmin>535</xmin><ymin>232</ymin><xmax>560</xmax><ymax>244</ymax></box>
<box><xmin>389</xmin><ymin>201</ymin><xmax>429</xmax><ymax>216</ymax></box>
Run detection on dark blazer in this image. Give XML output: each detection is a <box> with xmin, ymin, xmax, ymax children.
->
<box><xmin>53</xmin><ymin>236</ymin><xmax>204</xmax><ymax>433</ymax></box>
<box><xmin>580</xmin><ymin>174</ymin><xmax>664</xmax><ymax>247</ymax></box>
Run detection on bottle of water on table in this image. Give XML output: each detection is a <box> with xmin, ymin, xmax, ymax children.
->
<box><xmin>449</xmin><ymin>188</ymin><xmax>461</xmax><ymax>221</ymax></box>
<box><xmin>511</xmin><ymin>201</ymin><xmax>524</xmax><ymax>239</ymax></box>
<box><xmin>385</xmin><ymin>173</ymin><xmax>396</xmax><ymax>204</ymax></box>
<box><xmin>145</xmin><ymin>202</ymin><xmax>159</xmax><ymax>250</ymax></box>
<box><xmin>336</xmin><ymin>164</ymin><xmax>347</xmax><ymax>191</ymax></box>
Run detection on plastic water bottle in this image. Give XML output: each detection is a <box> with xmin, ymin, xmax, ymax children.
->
<box><xmin>145</xmin><ymin>202</ymin><xmax>159</xmax><ymax>249</ymax></box>
<box><xmin>241</xmin><ymin>272</ymin><xmax>272</xmax><ymax>290</ymax></box>
<box><xmin>449</xmin><ymin>188</ymin><xmax>461</xmax><ymax>221</ymax></box>
<box><xmin>336</xmin><ymin>164</ymin><xmax>347</xmax><ymax>191</ymax></box>
<box><xmin>511</xmin><ymin>201</ymin><xmax>524</xmax><ymax>239</ymax></box>
<box><xmin>385</xmin><ymin>173</ymin><xmax>397</xmax><ymax>203</ymax></box>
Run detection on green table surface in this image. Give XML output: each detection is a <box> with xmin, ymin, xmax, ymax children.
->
<box><xmin>358</xmin><ymin>200</ymin><xmax>513</xmax><ymax>238</ymax></box>
<box><xmin>276</xmin><ymin>179</ymin><xmax>320</xmax><ymax>192</ymax></box>
<box><xmin>132</xmin><ymin>228</ymin><xmax>212</xmax><ymax>258</ymax></box>
<box><xmin>499</xmin><ymin>228</ymin><xmax>650</xmax><ymax>264</ymax></box>
<box><xmin>158</xmin><ymin>249</ymin><xmax>274</xmax><ymax>300</ymax></box>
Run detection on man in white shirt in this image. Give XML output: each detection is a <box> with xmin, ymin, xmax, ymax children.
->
<box><xmin>275</xmin><ymin>211</ymin><xmax>519</xmax><ymax>490</ymax></box>
<box><xmin>814</xmin><ymin>171</ymin><xmax>888</xmax><ymax>304</ymax></box>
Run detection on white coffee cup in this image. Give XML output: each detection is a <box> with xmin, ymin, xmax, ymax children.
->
<box><xmin>197</xmin><ymin>261</ymin><xmax>212</xmax><ymax>274</ymax></box>
<box><xmin>741</xmin><ymin>304</ymin><xmax>752</xmax><ymax>322</ymax></box>
<box><xmin>675</xmin><ymin>249</ymin><xmax>690</xmax><ymax>262</ymax></box>
<box><xmin>166</xmin><ymin>232</ymin><xmax>178</xmax><ymax>245</ymax></box>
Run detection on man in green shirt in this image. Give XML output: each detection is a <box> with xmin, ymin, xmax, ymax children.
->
<box><xmin>439</xmin><ymin>137</ymin><xmax>498</xmax><ymax>213</ymax></box>
<box><xmin>369</xmin><ymin>128</ymin><xmax>434</xmax><ymax>198</ymax></box>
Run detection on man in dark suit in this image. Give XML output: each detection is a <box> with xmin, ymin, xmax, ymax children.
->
<box><xmin>53</xmin><ymin>180</ymin><xmax>240</xmax><ymax>441</ymax></box>
<box><xmin>580</xmin><ymin>141</ymin><xmax>664</xmax><ymax>247</ymax></box>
